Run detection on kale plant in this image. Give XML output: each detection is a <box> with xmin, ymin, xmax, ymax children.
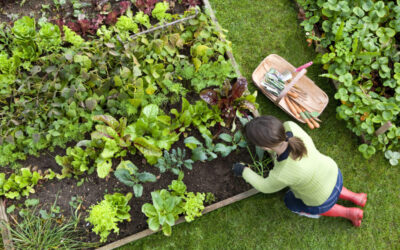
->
<box><xmin>114</xmin><ymin>160</ymin><xmax>156</xmax><ymax>197</ymax></box>
<box><xmin>155</xmin><ymin>148</ymin><xmax>194</xmax><ymax>175</ymax></box>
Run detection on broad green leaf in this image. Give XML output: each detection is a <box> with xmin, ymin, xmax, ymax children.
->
<box><xmin>93</xmin><ymin>115</ymin><xmax>119</xmax><ymax>130</ymax></box>
<box><xmin>137</xmin><ymin>172</ymin><xmax>156</xmax><ymax>183</ymax></box>
<box><xmin>191</xmin><ymin>148</ymin><xmax>208</xmax><ymax>162</ymax></box>
<box><xmin>134</xmin><ymin>137</ymin><xmax>162</xmax><ymax>165</ymax></box>
<box><xmin>218</xmin><ymin>133</ymin><xmax>232</xmax><ymax>143</ymax></box>
<box><xmin>214</xmin><ymin>143</ymin><xmax>232</xmax><ymax>157</ymax></box>
<box><xmin>165</xmin><ymin>213</ymin><xmax>175</xmax><ymax>226</ymax></box>
<box><xmin>162</xmin><ymin>223</ymin><xmax>172</xmax><ymax>236</ymax></box>
<box><xmin>114</xmin><ymin>169</ymin><xmax>135</xmax><ymax>187</ymax></box>
<box><xmin>141</xmin><ymin>104</ymin><xmax>159</xmax><ymax>120</ymax></box>
<box><xmin>148</xmin><ymin>217</ymin><xmax>160</xmax><ymax>231</ymax></box>
<box><xmin>184</xmin><ymin>136</ymin><xmax>202</xmax><ymax>150</ymax></box>
<box><xmin>133</xmin><ymin>184</ymin><xmax>143</xmax><ymax>197</ymax></box>
<box><xmin>142</xmin><ymin>203</ymin><xmax>157</xmax><ymax>217</ymax></box>
<box><xmin>96</xmin><ymin>158</ymin><xmax>112</xmax><ymax>178</ymax></box>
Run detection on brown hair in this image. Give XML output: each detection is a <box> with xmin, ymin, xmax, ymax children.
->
<box><xmin>244</xmin><ymin>116</ymin><xmax>307</xmax><ymax>160</ymax></box>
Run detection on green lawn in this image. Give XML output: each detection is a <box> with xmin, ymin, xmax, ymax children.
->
<box><xmin>119</xmin><ymin>0</ymin><xmax>400</xmax><ymax>249</ymax></box>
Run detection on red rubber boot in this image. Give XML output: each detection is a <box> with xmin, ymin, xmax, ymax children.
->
<box><xmin>340</xmin><ymin>187</ymin><xmax>367</xmax><ymax>207</ymax></box>
<box><xmin>320</xmin><ymin>204</ymin><xmax>363</xmax><ymax>227</ymax></box>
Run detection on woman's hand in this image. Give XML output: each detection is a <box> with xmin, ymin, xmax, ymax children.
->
<box><xmin>232</xmin><ymin>163</ymin><xmax>247</xmax><ymax>177</ymax></box>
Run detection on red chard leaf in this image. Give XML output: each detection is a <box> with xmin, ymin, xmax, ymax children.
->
<box><xmin>67</xmin><ymin>21</ymin><xmax>81</xmax><ymax>33</ymax></box>
<box><xmin>78</xmin><ymin>19</ymin><xmax>91</xmax><ymax>35</ymax></box>
<box><xmin>200</xmin><ymin>89</ymin><xmax>219</xmax><ymax>105</ymax></box>
<box><xmin>106</xmin><ymin>10</ymin><xmax>119</xmax><ymax>25</ymax></box>
<box><xmin>230</xmin><ymin>77</ymin><xmax>247</xmax><ymax>100</ymax></box>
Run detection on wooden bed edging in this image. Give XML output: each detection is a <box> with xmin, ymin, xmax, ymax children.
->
<box><xmin>0</xmin><ymin>198</ymin><xmax>14</xmax><ymax>250</ymax></box>
<box><xmin>97</xmin><ymin>188</ymin><xmax>259</xmax><ymax>250</ymax></box>
<box><xmin>202</xmin><ymin>0</ymin><xmax>242</xmax><ymax>78</ymax></box>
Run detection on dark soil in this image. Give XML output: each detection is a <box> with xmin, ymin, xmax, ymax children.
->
<box><xmin>6</xmin><ymin>121</ymin><xmax>254</xmax><ymax>245</ymax></box>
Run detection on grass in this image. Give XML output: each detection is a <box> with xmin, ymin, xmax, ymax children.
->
<box><xmin>118</xmin><ymin>0</ymin><xmax>400</xmax><ymax>249</ymax></box>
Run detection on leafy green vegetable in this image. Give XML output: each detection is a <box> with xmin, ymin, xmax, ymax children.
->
<box><xmin>183</xmin><ymin>192</ymin><xmax>205</xmax><ymax>222</ymax></box>
<box><xmin>134</xmin><ymin>11</ymin><xmax>151</xmax><ymax>28</ymax></box>
<box><xmin>0</xmin><ymin>168</ymin><xmax>42</xmax><ymax>200</ymax></box>
<box><xmin>116</xmin><ymin>16</ymin><xmax>139</xmax><ymax>33</ymax></box>
<box><xmin>155</xmin><ymin>148</ymin><xmax>194</xmax><ymax>175</ymax></box>
<box><xmin>85</xmin><ymin>193</ymin><xmax>132</xmax><ymax>243</ymax></box>
<box><xmin>184</xmin><ymin>135</ymin><xmax>217</xmax><ymax>162</ymax></box>
<box><xmin>63</xmin><ymin>26</ymin><xmax>85</xmax><ymax>47</ymax></box>
<box><xmin>55</xmin><ymin>145</ymin><xmax>96</xmax><ymax>179</ymax></box>
<box><xmin>152</xmin><ymin>2</ymin><xmax>172</xmax><ymax>22</ymax></box>
<box><xmin>37</xmin><ymin>23</ymin><xmax>61</xmax><ymax>52</ymax></box>
<box><xmin>114</xmin><ymin>160</ymin><xmax>156</xmax><ymax>197</ymax></box>
<box><xmin>141</xmin><ymin>189</ymin><xmax>183</xmax><ymax>236</ymax></box>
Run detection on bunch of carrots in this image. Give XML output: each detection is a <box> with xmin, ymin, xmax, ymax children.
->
<box><xmin>285</xmin><ymin>91</ymin><xmax>320</xmax><ymax>129</ymax></box>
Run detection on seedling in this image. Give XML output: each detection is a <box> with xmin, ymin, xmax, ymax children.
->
<box><xmin>155</xmin><ymin>148</ymin><xmax>194</xmax><ymax>175</ymax></box>
<box><xmin>214</xmin><ymin>131</ymin><xmax>247</xmax><ymax>157</ymax></box>
<box><xmin>114</xmin><ymin>160</ymin><xmax>156</xmax><ymax>197</ymax></box>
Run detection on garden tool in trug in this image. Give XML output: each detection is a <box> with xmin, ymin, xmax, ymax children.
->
<box><xmin>281</xmin><ymin>61</ymin><xmax>313</xmax><ymax>82</ymax></box>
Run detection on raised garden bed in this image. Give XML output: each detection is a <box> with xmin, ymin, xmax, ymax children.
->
<box><xmin>0</xmin><ymin>0</ymin><xmax>262</xmax><ymax>248</ymax></box>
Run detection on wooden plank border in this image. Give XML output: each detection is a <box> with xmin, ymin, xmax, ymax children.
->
<box><xmin>97</xmin><ymin>188</ymin><xmax>259</xmax><ymax>250</ymax></box>
<box><xmin>0</xmin><ymin>198</ymin><xmax>14</xmax><ymax>250</ymax></box>
<box><xmin>202</xmin><ymin>0</ymin><xmax>242</xmax><ymax>77</ymax></box>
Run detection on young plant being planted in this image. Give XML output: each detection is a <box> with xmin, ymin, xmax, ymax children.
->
<box><xmin>114</xmin><ymin>160</ymin><xmax>156</xmax><ymax>197</ymax></box>
<box><xmin>214</xmin><ymin>130</ymin><xmax>248</xmax><ymax>157</ymax></box>
<box><xmin>184</xmin><ymin>134</ymin><xmax>218</xmax><ymax>162</ymax></box>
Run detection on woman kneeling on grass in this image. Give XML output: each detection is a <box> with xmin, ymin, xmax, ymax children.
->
<box><xmin>233</xmin><ymin>115</ymin><xmax>367</xmax><ymax>227</ymax></box>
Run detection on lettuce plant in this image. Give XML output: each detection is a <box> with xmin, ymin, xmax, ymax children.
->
<box><xmin>134</xmin><ymin>11</ymin><xmax>151</xmax><ymax>28</ymax></box>
<box><xmin>171</xmin><ymin>97</ymin><xmax>223</xmax><ymax>138</ymax></box>
<box><xmin>114</xmin><ymin>160</ymin><xmax>156</xmax><ymax>197</ymax></box>
<box><xmin>55</xmin><ymin>145</ymin><xmax>96</xmax><ymax>179</ymax></box>
<box><xmin>63</xmin><ymin>26</ymin><xmax>85</xmax><ymax>47</ymax></box>
<box><xmin>0</xmin><ymin>168</ymin><xmax>42</xmax><ymax>200</ymax></box>
<box><xmin>91</xmin><ymin>115</ymin><xmax>132</xmax><ymax>178</ymax></box>
<box><xmin>37</xmin><ymin>23</ymin><xmax>62</xmax><ymax>53</ymax></box>
<box><xmin>125</xmin><ymin>104</ymin><xmax>180</xmax><ymax>165</ymax></box>
<box><xmin>141</xmin><ymin>189</ymin><xmax>183</xmax><ymax>236</ymax></box>
<box><xmin>152</xmin><ymin>2</ymin><xmax>172</xmax><ymax>22</ymax></box>
<box><xmin>183</xmin><ymin>192</ymin><xmax>205</xmax><ymax>222</ymax></box>
<box><xmin>85</xmin><ymin>192</ymin><xmax>132</xmax><ymax>243</ymax></box>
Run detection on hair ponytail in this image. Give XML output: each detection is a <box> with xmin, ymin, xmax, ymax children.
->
<box><xmin>245</xmin><ymin>116</ymin><xmax>307</xmax><ymax>161</ymax></box>
<box><xmin>287</xmin><ymin>136</ymin><xmax>307</xmax><ymax>160</ymax></box>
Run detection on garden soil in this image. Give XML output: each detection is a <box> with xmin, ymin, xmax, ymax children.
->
<box><xmin>7</xmin><ymin>130</ymin><xmax>253</xmax><ymax>244</ymax></box>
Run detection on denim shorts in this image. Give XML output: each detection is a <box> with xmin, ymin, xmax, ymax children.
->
<box><xmin>284</xmin><ymin>169</ymin><xmax>343</xmax><ymax>215</ymax></box>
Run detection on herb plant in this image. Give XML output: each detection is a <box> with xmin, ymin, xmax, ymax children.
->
<box><xmin>114</xmin><ymin>160</ymin><xmax>157</xmax><ymax>197</ymax></box>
